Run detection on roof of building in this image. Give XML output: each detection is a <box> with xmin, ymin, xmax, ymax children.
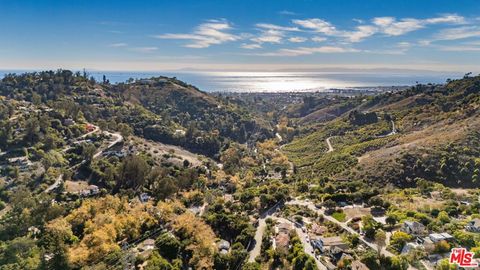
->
<box><xmin>277</xmin><ymin>222</ymin><xmax>291</xmax><ymax>233</ymax></box>
<box><xmin>321</xmin><ymin>236</ymin><xmax>346</xmax><ymax>246</ymax></box>
<box><xmin>404</xmin><ymin>220</ymin><xmax>425</xmax><ymax>229</ymax></box>
<box><xmin>469</xmin><ymin>218</ymin><xmax>480</xmax><ymax>227</ymax></box>
<box><xmin>275</xmin><ymin>233</ymin><xmax>290</xmax><ymax>248</ymax></box>
<box><xmin>351</xmin><ymin>260</ymin><xmax>369</xmax><ymax>270</ymax></box>
<box><xmin>429</xmin><ymin>233</ymin><xmax>454</xmax><ymax>241</ymax></box>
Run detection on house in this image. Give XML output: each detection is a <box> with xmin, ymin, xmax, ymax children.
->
<box><xmin>310</xmin><ymin>223</ymin><xmax>327</xmax><ymax>235</ymax></box>
<box><xmin>276</xmin><ymin>222</ymin><xmax>291</xmax><ymax>234</ymax></box>
<box><xmin>80</xmin><ymin>185</ymin><xmax>100</xmax><ymax>197</ymax></box>
<box><xmin>311</xmin><ymin>236</ymin><xmax>348</xmax><ymax>253</ymax></box>
<box><xmin>136</xmin><ymin>238</ymin><xmax>156</xmax><ymax>257</ymax></box>
<box><xmin>327</xmin><ymin>246</ymin><xmax>352</xmax><ymax>264</ymax></box>
<box><xmin>274</xmin><ymin>222</ymin><xmax>291</xmax><ymax>253</ymax></box>
<box><xmin>465</xmin><ymin>218</ymin><xmax>480</xmax><ymax>232</ymax></box>
<box><xmin>217</xmin><ymin>240</ymin><xmax>230</xmax><ymax>255</ymax></box>
<box><xmin>274</xmin><ymin>232</ymin><xmax>290</xmax><ymax>253</ymax></box>
<box><xmin>174</xmin><ymin>129</ymin><xmax>186</xmax><ymax>137</ymax></box>
<box><xmin>401</xmin><ymin>221</ymin><xmax>426</xmax><ymax>236</ymax></box>
<box><xmin>429</xmin><ymin>233</ymin><xmax>454</xmax><ymax>243</ymax></box>
<box><xmin>351</xmin><ymin>260</ymin><xmax>369</xmax><ymax>270</ymax></box>
<box><xmin>401</xmin><ymin>242</ymin><xmax>422</xmax><ymax>255</ymax></box>
<box><xmin>85</xmin><ymin>123</ymin><xmax>96</xmax><ymax>132</ymax></box>
<box><xmin>63</xmin><ymin>118</ymin><xmax>75</xmax><ymax>126</ymax></box>
<box><xmin>8</xmin><ymin>156</ymin><xmax>33</xmax><ymax>172</ymax></box>
<box><xmin>139</xmin><ymin>193</ymin><xmax>151</xmax><ymax>203</ymax></box>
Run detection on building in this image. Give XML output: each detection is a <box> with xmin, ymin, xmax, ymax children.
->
<box><xmin>465</xmin><ymin>218</ymin><xmax>480</xmax><ymax>232</ymax></box>
<box><xmin>428</xmin><ymin>233</ymin><xmax>454</xmax><ymax>243</ymax></box>
<box><xmin>8</xmin><ymin>156</ymin><xmax>33</xmax><ymax>172</ymax></box>
<box><xmin>351</xmin><ymin>260</ymin><xmax>369</xmax><ymax>270</ymax></box>
<box><xmin>63</xmin><ymin>118</ymin><xmax>75</xmax><ymax>126</ymax></box>
<box><xmin>401</xmin><ymin>242</ymin><xmax>422</xmax><ymax>255</ymax></box>
<box><xmin>139</xmin><ymin>193</ymin><xmax>151</xmax><ymax>203</ymax></box>
<box><xmin>327</xmin><ymin>246</ymin><xmax>353</xmax><ymax>264</ymax></box>
<box><xmin>401</xmin><ymin>220</ymin><xmax>426</xmax><ymax>236</ymax></box>
<box><xmin>274</xmin><ymin>232</ymin><xmax>290</xmax><ymax>253</ymax></box>
<box><xmin>79</xmin><ymin>185</ymin><xmax>100</xmax><ymax>197</ymax></box>
<box><xmin>274</xmin><ymin>222</ymin><xmax>291</xmax><ymax>253</ymax></box>
<box><xmin>311</xmin><ymin>236</ymin><xmax>348</xmax><ymax>253</ymax></box>
<box><xmin>136</xmin><ymin>238</ymin><xmax>156</xmax><ymax>258</ymax></box>
<box><xmin>85</xmin><ymin>123</ymin><xmax>96</xmax><ymax>132</ymax></box>
<box><xmin>276</xmin><ymin>222</ymin><xmax>292</xmax><ymax>234</ymax></box>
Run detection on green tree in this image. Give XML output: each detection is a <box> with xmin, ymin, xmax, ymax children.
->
<box><xmin>389</xmin><ymin>231</ymin><xmax>413</xmax><ymax>252</ymax></box>
<box><xmin>155</xmin><ymin>232</ymin><xmax>181</xmax><ymax>261</ymax></box>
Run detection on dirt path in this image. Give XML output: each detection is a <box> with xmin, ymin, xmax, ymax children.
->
<box><xmin>326</xmin><ymin>136</ymin><xmax>334</xmax><ymax>153</ymax></box>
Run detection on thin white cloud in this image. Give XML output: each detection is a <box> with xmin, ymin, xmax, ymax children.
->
<box><xmin>293</xmin><ymin>14</ymin><xmax>467</xmax><ymax>43</ymax></box>
<box><xmin>241</xmin><ymin>43</ymin><xmax>262</xmax><ymax>49</ymax></box>
<box><xmin>256</xmin><ymin>46</ymin><xmax>359</xmax><ymax>56</ymax></box>
<box><xmin>438</xmin><ymin>45</ymin><xmax>480</xmax><ymax>51</ymax></box>
<box><xmin>129</xmin><ymin>47</ymin><xmax>158</xmax><ymax>53</ymax></box>
<box><xmin>373</xmin><ymin>14</ymin><xmax>466</xmax><ymax>36</ymax></box>
<box><xmin>279</xmin><ymin>10</ymin><xmax>297</xmax><ymax>16</ymax></box>
<box><xmin>311</xmin><ymin>36</ymin><xmax>327</xmax><ymax>42</ymax></box>
<box><xmin>288</xmin><ymin>36</ymin><xmax>307</xmax><ymax>43</ymax></box>
<box><xmin>108</xmin><ymin>43</ymin><xmax>128</xmax><ymax>47</ymax></box>
<box><xmin>256</xmin><ymin>23</ymin><xmax>300</xmax><ymax>32</ymax></box>
<box><xmin>293</xmin><ymin>18</ymin><xmax>338</xmax><ymax>35</ymax></box>
<box><xmin>433</xmin><ymin>26</ymin><xmax>480</xmax><ymax>40</ymax></box>
<box><xmin>251</xmin><ymin>29</ymin><xmax>284</xmax><ymax>44</ymax></box>
<box><xmin>153</xmin><ymin>20</ymin><xmax>239</xmax><ymax>48</ymax></box>
<box><xmin>292</xmin><ymin>18</ymin><xmax>376</xmax><ymax>42</ymax></box>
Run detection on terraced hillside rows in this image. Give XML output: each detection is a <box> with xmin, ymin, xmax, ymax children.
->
<box><xmin>283</xmin><ymin>76</ymin><xmax>480</xmax><ymax>188</ymax></box>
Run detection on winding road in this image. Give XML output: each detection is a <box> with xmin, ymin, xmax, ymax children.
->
<box><xmin>45</xmin><ymin>125</ymin><xmax>123</xmax><ymax>193</ymax></box>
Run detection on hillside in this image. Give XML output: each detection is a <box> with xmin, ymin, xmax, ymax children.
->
<box><xmin>0</xmin><ymin>71</ymin><xmax>272</xmax><ymax>158</ymax></box>
<box><xmin>283</xmin><ymin>75</ymin><xmax>480</xmax><ymax>188</ymax></box>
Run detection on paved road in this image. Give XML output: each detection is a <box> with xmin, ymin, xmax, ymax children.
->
<box><xmin>248</xmin><ymin>202</ymin><xmax>283</xmax><ymax>262</ymax></box>
<box><xmin>325</xmin><ymin>137</ymin><xmax>334</xmax><ymax>153</ymax></box>
<box><xmin>275</xmin><ymin>217</ymin><xmax>327</xmax><ymax>270</ymax></box>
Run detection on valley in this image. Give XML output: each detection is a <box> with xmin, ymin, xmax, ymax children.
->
<box><xmin>0</xmin><ymin>71</ymin><xmax>479</xmax><ymax>270</ymax></box>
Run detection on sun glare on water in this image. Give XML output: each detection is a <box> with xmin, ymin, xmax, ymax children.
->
<box><xmin>203</xmin><ymin>71</ymin><xmax>347</xmax><ymax>92</ymax></box>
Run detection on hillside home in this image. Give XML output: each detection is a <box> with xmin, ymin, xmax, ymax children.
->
<box><xmin>401</xmin><ymin>220</ymin><xmax>426</xmax><ymax>236</ymax></box>
<box><xmin>311</xmin><ymin>236</ymin><xmax>348</xmax><ymax>253</ymax></box>
<box><xmin>465</xmin><ymin>218</ymin><xmax>480</xmax><ymax>232</ymax></box>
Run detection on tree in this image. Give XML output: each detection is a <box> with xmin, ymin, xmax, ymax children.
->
<box><xmin>434</xmin><ymin>240</ymin><xmax>451</xmax><ymax>254</ymax></box>
<box><xmin>117</xmin><ymin>123</ymin><xmax>133</xmax><ymax>138</ymax></box>
<box><xmin>389</xmin><ymin>256</ymin><xmax>409</xmax><ymax>270</ymax></box>
<box><xmin>386</xmin><ymin>215</ymin><xmax>397</xmax><ymax>227</ymax></box>
<box><xmin>81</xmin><ymin>143</ymin><xmax>97</xmax><ymax>164</ymax></box>
<box><xmin>436</xmin><ymin>258</ymin><xmax>457</xmax><ymax>270</ymax></box>
<box><xmin>117</xmin><ymin>155</ymin><xmax>150</xmax><ymax>190</ymax></box>
<box><xmin>389</xmin><ymin>231</ymin><xmax>412</xmax><ymax>252</ymax></box>
<box><xmin>374</xmin><ymin>230</ymin><xmax>387</xmax><ymax>255</ymax></box>
<box><xmin>146</xmin><ymin>251</ymin><xmax>173</xmax><ymax>270</ymax></box>
<box><xmin>437</xmin><ymin>211</ymin><xmax>450</xmax><ymax>224</ymax></box>
<box><xmin>155</xmin><ymin>232</ymin><xmax>181</xmax><ymax>260</ymax></box>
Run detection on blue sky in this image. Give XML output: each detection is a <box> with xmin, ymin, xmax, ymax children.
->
<box><xmin>1</xmin><ymin>0</ymin><xmax>479</xmax><ymax>72</ymax></box>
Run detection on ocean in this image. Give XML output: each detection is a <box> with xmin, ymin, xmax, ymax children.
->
<box><xmin>1</xmin><ymin>70</ymin><xmax>461</xmax><ymax>93</ymax></box>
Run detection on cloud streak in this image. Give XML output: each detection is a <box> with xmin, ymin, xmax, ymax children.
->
<box><xmin>153</xmin><ymin>20</ymin><xmax>239</xmax><ymax>48</ymax></box>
